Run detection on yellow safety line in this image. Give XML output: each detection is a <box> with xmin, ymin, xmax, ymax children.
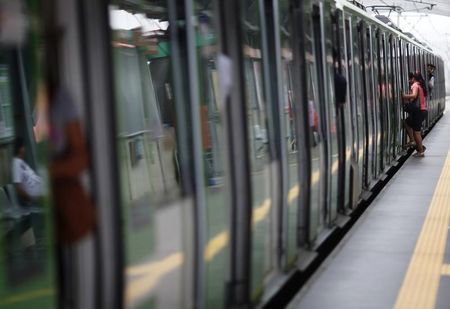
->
<box><xmin>441</xmin><ymin>264</ymin><xmax>450</xmax><ymax>276</ymax></box>
<box><xmin>126</xmin><ymin>252</ymin><xmax>183</xmax><ymax>305</ymax></box>
<box><xmin>0</xmin><ymin>288</ymin><xmax>54</xmax><ymax>306</ymax></box>
<box><xmin>395</xmin><ymin>150</ymin><xmax>450</xmax><ymax>309</ymax></box>
<box><xmin>204</xmin><ymin>231</ymin><xmax>229</xmax><ymax>261</ymax></box>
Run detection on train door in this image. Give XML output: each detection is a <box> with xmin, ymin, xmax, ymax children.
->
<box><xmin>240</xmin><ymin>0</ymin><xmax>279</xmax><ymax>302</ymax></box>
<box><xmin>311</xmin><ymin>0</ymin><xmax>340</xmax><ymax>231</ymax></box>
<box><xmin>368</xmin><ymin>26</ymin><xmax>378</xmax><ymax>185</ymax></box>
<box><xmin>333</xmin><ymin>9</ymin><xmax>352</xmax><ymax>212</ymax></box>
<box><xmin>428</xmin><ymin>52</ymin><xmax>433</xmax><ymax>127</ymax></box>
<box><xmin>360</xmin><ymin>24</ymin><xmax>374</xmax><ymax>189</ymax></box>
<box><xmin>385</xmin><ymin>34</ymin><xmax>393</xmax><ymax>167</ymax></box>
<box><xmin>303</xmin><ymin>0</ymin><xmax>327</xmax><ymax>241</ymax></box>
<box><xmin>344</xmin><ymin>16</ymin><xmax>361</xmax><ymax>207</ymax></box>
<box><xmin>0</xmin><ymin>2</ymin><xmax>59</xmax><ymax>308</ymax></box>
<box><xmin>352</xmin><ymin>19</ymin><xmax>365</xmax><ymax>195</ymax></box>
<box><xmin>399</xmin><ymin>41</ymin><xmax>406</xmax><ymax>151</ymax></box>
<box><xmin>376</xmin><ymin>31</ymin><xmax>385</xmax><ymax>174</ymax></box>
<box><xmin>186</xmin><ymin>3</ymin><xmax>232</xmax><ymax>307</ymax></box>
<box><xmin>322</xmin><ymin>1</ymin><xmax>340</xmax><ymax>225</ymax></box>
<box><xmin>341</xmin><ymin>10</ymin><xmax>353</xmax><ymax>211</ymax></box>
<box><xmin>271</xmin><ymin>0</ymin><xmax>303</xmax><ymax>268</ymax></box>
<box><xmin>108</xmin><ymin>2</ymin><xmax>196</xmax><ymax>309</ymax></box>
<box><xmin>371</xmin><ymin>27</ymin><xmax>380</xmax><ymax>181</ymax></box>
<box><xmin>391</xmin><ymin>37</ymin><xmax>402</xmax><ymax>159</ymax></box>
<box><xmin>382</xmin><ymin>33</ymin><xmax>391</xmax><ymax>171</ymax></box>
<box><xmin>399</xmin><ymin>41</ymin><xmax>407</xmax><ymax>152</ymax></box>
<box><xmin>426</xmin><ymin>52</ymin><xmax>434</xmax><ymax>122</ymax></box>
<box><xmin>419</xmin><ymin>50</ymin><xmax>429</xmax><ymax>130</ymax></box>
<box><xmin>107</xmin><ymin>1</ymin><xmax>233</xmax><ymax>308</ymax></box>
<box><xmin>310</xmin><ymin>1</ymin><xmax>339</xmax><ymax>228</ymax></box>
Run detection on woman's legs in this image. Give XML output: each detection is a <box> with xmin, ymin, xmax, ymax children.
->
<box><xmin>405</xmin><ymin>118</ymin><xmax>415</xmax><ymax>144</ymax></box>
<box><xmin>413</xmin><ymin>130</ymin><xmax>424</xmax><ymax>153</ymax></box>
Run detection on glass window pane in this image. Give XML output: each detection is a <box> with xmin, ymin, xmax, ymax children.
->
<box><xmin>307</xmin><ymin>4</ymin><xmax>326</xmax><ymax>239</ymax></box>
<box><xmin>0</xmin><ymin>2</ymin><xmax>57</xmax><ymax>308</ymax></box>
<box><xmin>191</xmin><ymin>2</ymin><xmax>229</xmax><ymax>307</ymax></box>
<box><xmin>278</xmin><ymin>0</ymin><xmax>299</xmax><ymax>264</ymax></box>
<box><xmin>241</xmin><ymin>0</ymin><xmax>275</xmax><ymax>300</ymax></box>
<box><xmin>109</xmin><ymin>2</ymin><xmax>188</xmax><ymax>308</ymax></box>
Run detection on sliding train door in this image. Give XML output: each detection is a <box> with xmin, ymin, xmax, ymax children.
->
<box><xmin>303</xmin><ymin>0</ymin><xmax>327</xmax><ymax>242</ymax></box>
<box><xmin>271</xmin><ymin>0</ymin><xmax>303</xmax><ymax>268</ymax></box>
<box><xmin>239</xmin><ymin>0</ymin><xmax>279</xmax><ymax>301</ymax></box>
<box><xmin>321</xmin><ymin>0</ymin><xmax>340</xmax><ymax>225</ymax></box>
<box><xmin>106</xmin><ymin>1</ymin><xmax>234</xmax><ymax>308</ymax></box>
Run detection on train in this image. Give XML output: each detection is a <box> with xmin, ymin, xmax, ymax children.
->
<box><xmin>0</xmin><ymin>0</ymin><xmax>445</xmax><ymax>308</ymax></box>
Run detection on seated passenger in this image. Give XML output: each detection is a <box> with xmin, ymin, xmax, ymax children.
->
<box><xmin>12</xmin><ymin>137</ymin><xmax>43</xmax><ymax>203</ymax></box>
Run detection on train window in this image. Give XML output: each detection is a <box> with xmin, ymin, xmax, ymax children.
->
<box><xmin>371</xmin><ymin>28</ymin><xmax>381</xmax><ymax>179</ymax></box>
<box><xmin>332</xmin><ymin>9</ymin><xmax>349</xmax><ymax>211</ymax></box>
<box><xmin>304</xmin><ymin>3</ymin><xmax>325</xmax><ymax>237</ymax></box>
<box><xmin>385</xmin><ymin>35</ymin><xmax>394</xmax><ymax>164</ymax></box>
<box><xmin>312</xmin><ymin>5</ymin><xmax>328</xmax><ymax>233</ymax></box>
<box><xmin>241</xmin><ymin>0</ymin><xmax>276</xmax><ymax>300</ymax></box>
<box><xmin>0</xmin><ymin>2</ymin><xmax>57</xmax><ymax>308</ymax></box>
<box><xmin>406</xmin><ymin>43</ymin><xmax>412</xmax><ymax>73</ymax></box>
<box><xmin>415</xmin><ymin>47</ymin><xmax>419</xmax><ymax>71</ymax></box>
<box><xmin>190</xmin><ymin>2</ymin><xmax>230</xmax><ymax>307</ymax></box>
<box><xmin>364</xmin><ymin>27</ymin><xmax>375</xmax><ymax>184</ymax></box>
<box><xmin>379</xmin><ymin>32</ymin><xmax>388</xmax><ymax>171</ymax></box>
<box><xmin>390</xmin><ymin>37</ymin><xmax>402</xmax><ymax>158</ymax></box>
<box><xmin>398</xmin><ymin>40</ymin><xmax>404</xmax><ymax>91</ymax></box>
<box><xmin>109</xmin><ymin>2</ymin><xmax>190</xmax><ymax>308</ymax></box>
<box><xmin>344</xmin><ymin>20</ymin><xmax>352</xmax><ymax>90</ymax></box>
<box><xmin>277</xmin><ymin>0</ymin><xmax>300</xmax><ymax>264</ymax></box>
<box><xmin>352</xmin><ymin>19</ymin><xmax>364</xmax><ymax>190</ymax></box>
<box><xmin>0</xmin><ymin>67</ymin><xmax>13</xmax><ymax>133</ymax></box>
<box><xmin>345</xmin><ymin>18</ymin><xmax>357</xmax><ymax>154</ymax></box>
<box><xmin>323</xmin><ymin>7</ymin><xmax>339</xmax><ymax>223</ymax></box>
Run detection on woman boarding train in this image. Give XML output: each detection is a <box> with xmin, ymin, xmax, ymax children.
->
<box><xmin>402</xmin><ymin>71</ymin><xmax>428</xmax><ymax>158</ymax></box>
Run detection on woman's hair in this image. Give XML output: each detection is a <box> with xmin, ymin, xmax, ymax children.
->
<box><xmin>415</xmin><ymin>72</ymin><xmax>428</xmax><ymax>97</ymax></box>
<box><xmin>14</xmin><ymin>137</ymin><xmax>24</xmax><ymax>156</ymax></box>
<box><xmin>409</xmin><ymin>71</ymin><xmax>428</xmax><ymax>97</ymax></box>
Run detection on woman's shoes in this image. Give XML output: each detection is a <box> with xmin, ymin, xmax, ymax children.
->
<box><xmin>412</xmin><ymin>146</ymin><xmax>426</xmax><ymax>157</ymax></box>
<box><xmin>417</xmin><ymin>145</ymin><xmax>426</xmax><ymax>152</ymax></box>
<box><xmin>412</xmin><ymin>152</ymin><xmax>425</xmax><ymax>158</ymax></box>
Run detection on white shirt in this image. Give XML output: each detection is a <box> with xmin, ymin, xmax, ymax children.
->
<box><xmin>428</xmin><ymin>76</ymin><xmax>434</xmax><ymax>90</ymax></box>
<box><xmin>12</xmin><ymin>157</ymin><xmax>43</xmax><ymax>198</ymax></box>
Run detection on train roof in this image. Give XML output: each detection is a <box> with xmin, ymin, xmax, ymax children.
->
<box><xmin>335</xmin><ymin>0</ymin><xmax>434</xmax><ymax>53</ymax></box>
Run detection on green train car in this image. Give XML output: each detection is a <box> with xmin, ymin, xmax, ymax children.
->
<box><xmin>0</xmin><ymin>0</ymin><xmax>445</xmax><ymax>309</ymax></box>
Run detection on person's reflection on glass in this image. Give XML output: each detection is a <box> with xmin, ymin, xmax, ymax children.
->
<box><xmin>47</xmin><ymin>79</ymin><xmax>96</xmax><ymax>308</ymax></box>
<box><xmin>48</xmin><ymin>85</ymin><xmax>96</xmax><ymax>243</ymax></box>
<box><xmin>12</xmin><ymin>137</ymin><xmax>43</xmax><ymax>205</ymax></box>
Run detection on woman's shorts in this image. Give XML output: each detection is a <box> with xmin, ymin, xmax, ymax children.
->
<box><xmin>406</xmin><ymin>110</ymin><xmax>428</xmax><ymax>132</ymax></box>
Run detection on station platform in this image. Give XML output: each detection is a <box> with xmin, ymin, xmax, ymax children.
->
<box><xmin>288</xmin><ymin>105</ymin><xmax>450</xmax><ymax>309</ymax></box>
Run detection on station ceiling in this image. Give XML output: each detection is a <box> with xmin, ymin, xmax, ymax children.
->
<box><xmin>360</xmin><ymin>0</ymin><xmax>450</xmax><ymax>17</ymax></box>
